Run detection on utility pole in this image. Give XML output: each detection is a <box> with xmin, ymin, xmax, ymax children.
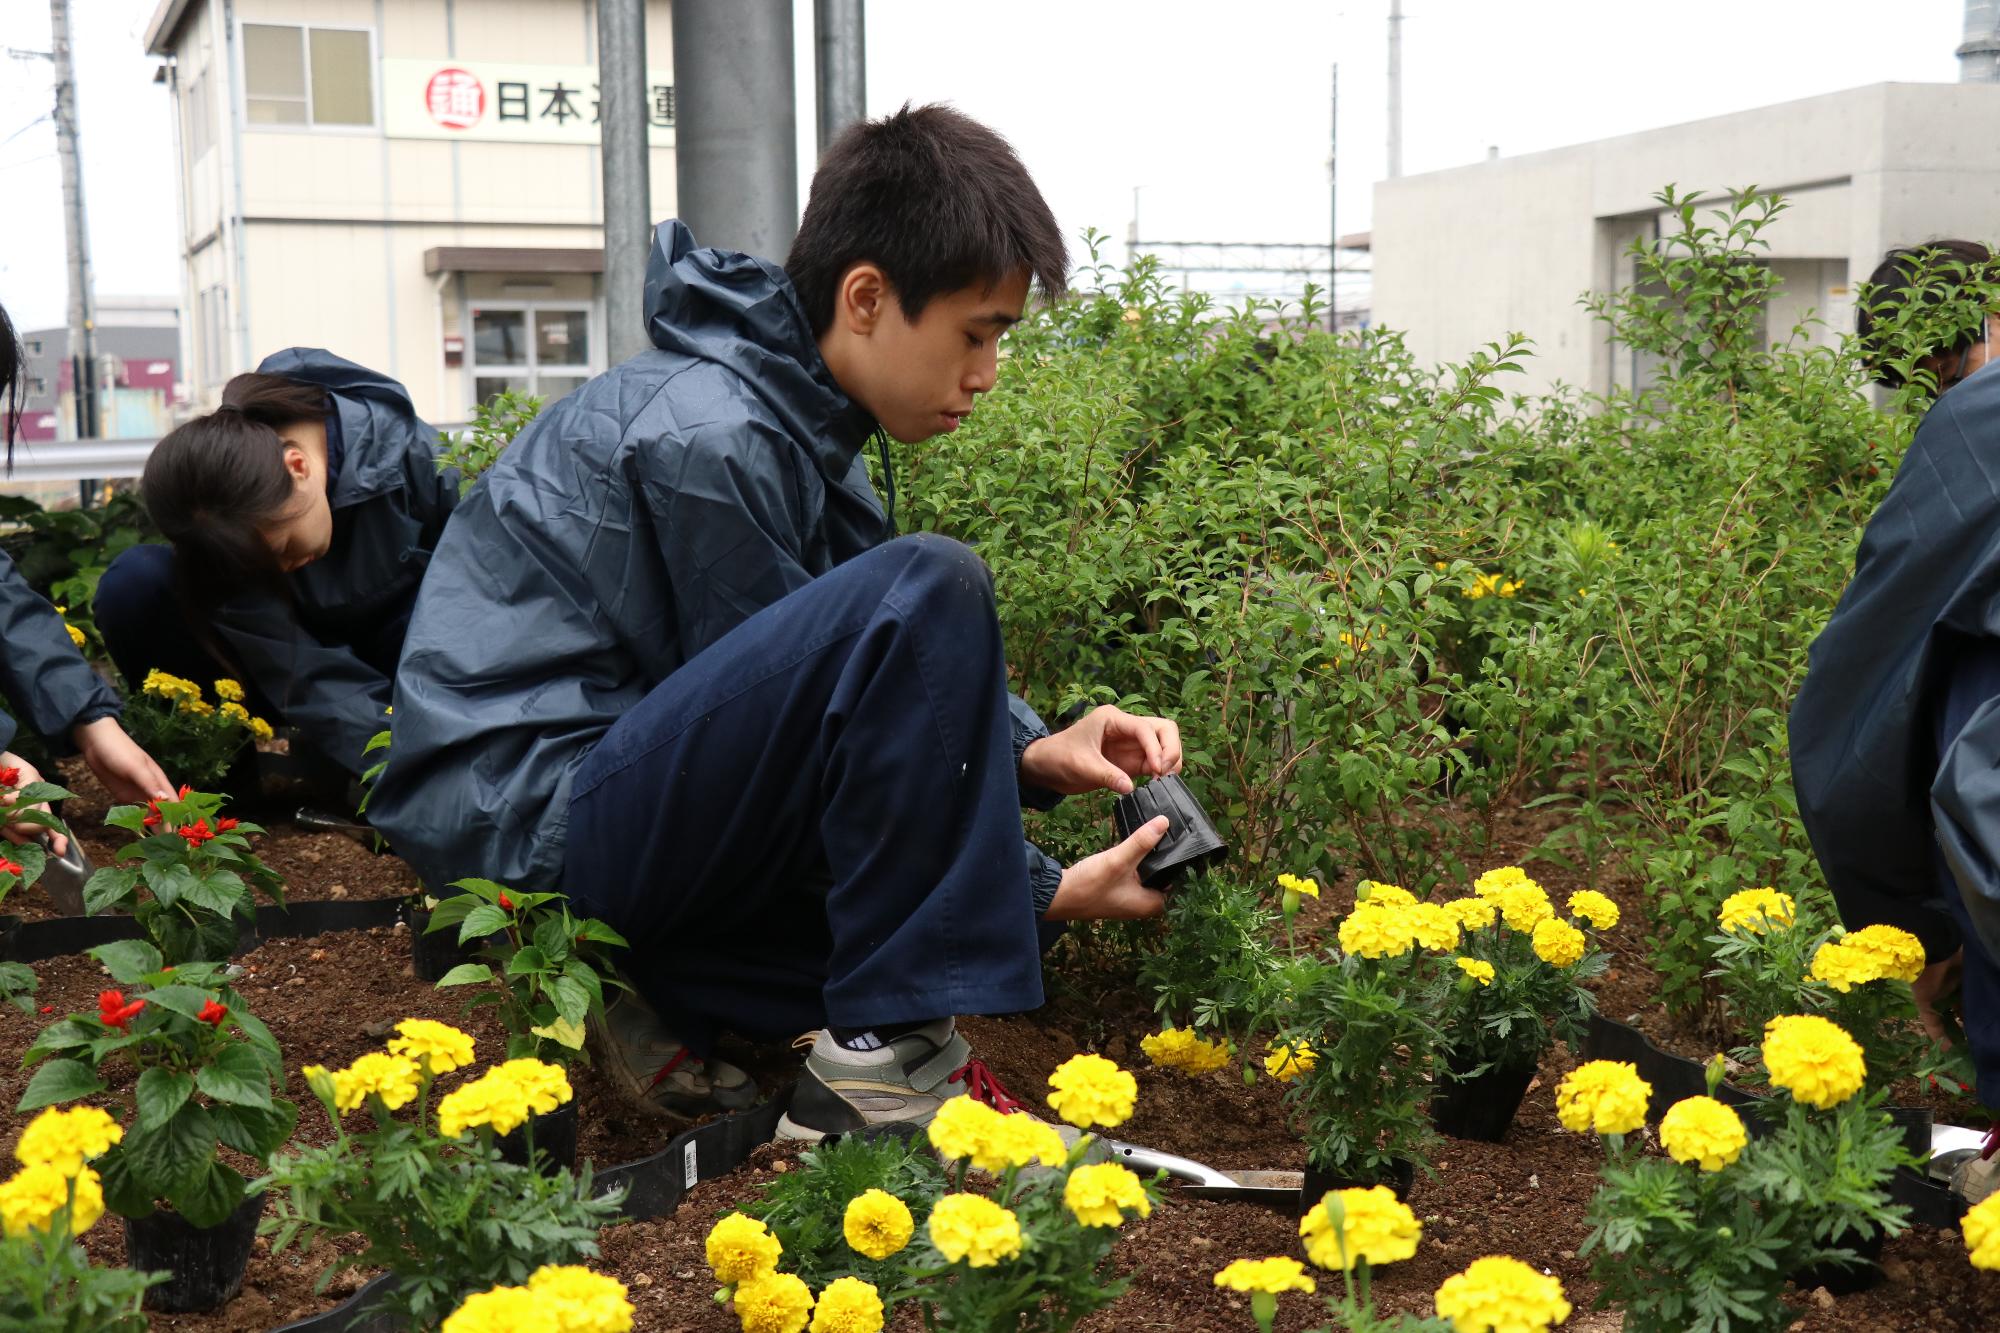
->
<box><xmin>1328</xmin><ymin>63</ymin><xmax>1339</xmax><ymax>333</ymax></box>
<box><xmin>50</xmin><ymin>0</ymin><xmax>98</xmax><ymax>444</ymax></box>
<box><xmin>672</xmin><ymin>0</ymin><xmax>799</xmax><ymax>260</ymax></box>
<box><xmin>597</xmin><ymin>0</ymin><xmax>652</xmax><ymax>366</ymax></box>
<box><xmin>814</xmin><ymin>0</ymin><xmax>865</xmax><ymax>158</ymax></box>
<box><xmin>1386</xmin><ymin>0</ymin><xmax>1404</xmax><ymax>180</ymax></box>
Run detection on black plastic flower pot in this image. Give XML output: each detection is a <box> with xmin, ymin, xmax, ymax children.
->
<box><xmin>124</xmin><ymin>1188</ymin><xmax>266</xmax><ymax>1313</ymax></box>
<box><xmin>1788</xmin><ymin>1225</ymin><xmax>1887</xmax><ymax>1296</ymax></box>
<box><xmin>1112</xmin><ymin>774</ymin><xmax>1227</xmax><ymax>889</ymax></box>
<box><xmin>496</xmin><ymin>1099</ymin><xmax>580</xmax><ymax>1174</ymax></box>
<box><xmin>1431</xmin><ymin>1056</ymin><xmax>1538</xmax><ymax>1142</ymax></box>
<box><xmin>400</xmin><ymin>898</ymin><xmax>482</xmax><ymax>983</ymax></box>
<box><xmin>1301</xmin><ymin>1156</ymin><xmax>1415</xmax><ymax>1207</ymax></box>
<box><xmin>1888</xmin><ymin>1104</ymin><xmax>1934</xmax><ymax>1163</ymax></box>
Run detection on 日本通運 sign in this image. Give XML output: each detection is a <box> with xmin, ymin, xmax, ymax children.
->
<box><xmin>382</xmin><ymin>59</ymin><xmax>675</xmax><ymax>144</ymax></box>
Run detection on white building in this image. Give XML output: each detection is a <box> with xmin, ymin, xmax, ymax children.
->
<box><xmin>143</xmin><ymin>0</ymin><xmax>678</xmax><ymax>424</ymax></box>
<box><xmin>1371</xmin><ymin>82</ymin><xmax>2000</xmax><ymax>398</ymax></box>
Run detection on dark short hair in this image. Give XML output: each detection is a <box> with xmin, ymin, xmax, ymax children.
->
<box><xmin>786</xmin><ymin>103</ymin><xmax>1068</xmax><ymax>337</ymax></box>
<box><xmin>1</xmin><ymin>302</ymin><xmax>22</xmax><ymax>470</ymax></box>
<box><xmin>142</xmin><ymin>371</ymin><xmax>329</xmax><ymax>615</ymax></box>
<box><xmin>1856</xmin><ymin>240</ymin><xmax>1996</xmax><ymax>386</ymax></box>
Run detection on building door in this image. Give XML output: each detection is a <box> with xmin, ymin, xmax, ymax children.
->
<box><xmin>467</xmin><ymin>301</ymin><xmax>596</xmax><ymax>409</ymax></box>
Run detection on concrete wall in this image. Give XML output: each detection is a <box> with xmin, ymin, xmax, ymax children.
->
<box><xmin>1373</xmin><ymin>83</ymin><xmax>2000</xmax><ymax>399</ymax></box>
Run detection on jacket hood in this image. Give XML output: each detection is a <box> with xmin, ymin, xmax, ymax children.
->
<box><xmin>643</xmin><ymin>219</ymin><xmax>876</xmax><ymax>484</ymax></box>
<box><xmin>256</xmin><ymin>347</ymin><xmax>437</xmax><ymax>508</ymax></box>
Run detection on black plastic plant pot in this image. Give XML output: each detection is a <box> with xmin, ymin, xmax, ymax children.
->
<box><xmin>1887</xmin><ymin>1104</ymin><xmax>1934</xmax><ymax>1163</ymax></box>
<box><xmin>497</xmin><ymin>1100</ymin><xmax>581</xmax><ymax>1174</ymax></box>
<box><xmin>1788</xmin><ymin>1224</ymin><xmax>1888</xmax><ymax>1296</ymax></box>
<box><xmin>1431</xmin><ymin>1057</ymin><xmax>1538</xmax><ymax>1142</ymax></box>
<box><xmin>1301</xmin><ymin>1156</ymin><xmax>1415</xmax><ymax>1207</ymax></box>
<box><xmin>401</xmin><ymin>898</ymin><xmax>481</xmax><ymax>983</ymax></box>
<box><xmin>1112</xmin><ymin>774</ymin><xmax>1227</xmax><ymax>889</ymax></box>
<box><xmin>125</xmin><ymin>1189</ymin><xmax>266</xmax><ymax>1313</ymax></box>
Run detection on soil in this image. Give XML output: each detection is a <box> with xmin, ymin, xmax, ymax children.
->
<box><xmin>5</xmin><ymin>781</ymin><xmax>1999</xmax><ymax>1331</ymax></box>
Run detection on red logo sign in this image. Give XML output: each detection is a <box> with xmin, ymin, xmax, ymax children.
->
<box><xmin>424</xmin><ymin>67</ymin><xmax>485</xmax><ymax>131</ymax></box>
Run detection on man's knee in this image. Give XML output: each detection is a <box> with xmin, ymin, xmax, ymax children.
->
<box><xmin>95</xmin><ymin>544</ymin><xmax>176</xmax><ymax>629</ymax></box>
<box><xmin>877</xmin><ymin>533</ymin><xmax>997</xmax><ymax>619</ymax></box>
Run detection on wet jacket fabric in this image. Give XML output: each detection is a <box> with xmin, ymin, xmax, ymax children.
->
<box><xmin>371</xmin><ymin>220</ymin><xmax>1057</xmax><ymax>892</ymax></box>
<box><xmin>0</xmin><ymin>551</ymin><xmax>121</xmax><ymax>754</ymax></box>
<box><xmin>210</xmin><ymin>349</ymin><xmax>459</xmax><ymax>774</ymax></box>
<box><xmin>1790</xmin><ymin>361</ymin><xmax>2000</xmax><ymax>961</ymax></box>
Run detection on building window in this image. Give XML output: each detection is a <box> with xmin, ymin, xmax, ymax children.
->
<box><xmin>184</xmin><ymin>67</ymin><xmax>213</xmax><ymax>158</ymax></box>
<box><xmin>468</xmin><ymin>304</ymin><xmax>593</xmax><ymax>407</ymax></box>
<box><xmin>198</xmin><ymin>285</ymin><xmax>229</xmax><ymax>386</ymax></box>
<box><xmin>242</xmin><ymin>24</ymin><xmax>374</xmax><ymax>128</ymax></box>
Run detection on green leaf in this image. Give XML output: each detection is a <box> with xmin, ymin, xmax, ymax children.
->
<box><xmin>424</xmin><ymin>895</ymin><xmax>477</xmax><ymax>932</ymax></box>
<box><xmin>96</xmin><ymin>1144</ymin><xmax>153</xmax><ymax>1218</ymax></box>
<box><xmin>142</xmin><ymin>984</ymin><xmax>223</xmax><ymax>1020</ymax></box>
<box><xmin>436</xmin><ymin>962</ymin><xmax>494</xmax><ymax>987</ymax></box>
<box><xmin>507</xmin><ymin>945</ymin><xmax>549</xmax><ymax>977</ymax></box>
<box><xmin>17</xmin><ymin>1059</ymin><xmax>106</xmax><ymax>1112</ymax></box>
<box><xmin>126</xmin><ymin>1103</ymin><xmax>215</xmax><ymax>1200</ymax></box>
<box><xmin>141</xmin><ymin>860</ymin><xmax>201</xmax><ymax>910</ymax></box>
<box><xmin>209</xmin><ymin>1099</ymin><xmax>297</xmax><ymax>1159</ymax></box>
<box><xmin>573</xmin><ymin>919</ymin><xmax>628</xmax><ymax>948</ymax></box>
<box><xmin>172</xmin><ymin>1158</ymin><xmax>249</xmax><ymax>1229</ymax></box>
<box><xmin>549</xmin><ymin>975</ymin><xmax>590</xmax><ymax>1026</ymax></box>
<box><xmin>137</xmin><ymin>1067</ymin><xmax>196</xmax><ymax>1130</ymax></box>
<box><xmin>458</xmin><ymin>904</ymin><xmax>508</xmax><ymax>943</ymax></box>
<box><xmin>7</xmin><ymin>841</ymin><xmax>46</xmax><ymax>887</ymax></box>
<box><xmin>88</xmin><ymin>939</ymin><xmax>164</xmax><ymax>984</ymax></box>
<box><xmin>196</xmin><ymin>1044</ymin><xmax>274</xmax><ymax>1109</ymax></box>
<box><xmin>82</xmin><ymin>866</ymin><xmax>140</xmax><ymax>914</ymax></box>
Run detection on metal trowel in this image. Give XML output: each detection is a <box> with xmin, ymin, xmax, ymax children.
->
<box><xmin>1058</xmin><ymin>1125</ymin><xmax>1304</xmax><ymax>1208</ymax></box>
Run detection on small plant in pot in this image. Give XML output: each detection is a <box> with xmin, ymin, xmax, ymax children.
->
<box><xmin>427</xmin><ymin>879</ymin><xmax>627</xmax><ymax>1170</ymax></box>
<box><xmin>15</xmin><ymin>940</ymin><xmax>296</xmax><ymax>1313</ymax></box>
<box><xmin>1430</xmin><ymin>869</ymin><xmax>1611</xmax><ymax>1141</ymax></box>
<box><xmin>258</xmin><ymin>1022</ymin><xmax>623</xmax><ymax>1329</ymax></box>
<box><xmin>0</xmin><ymin>765</ymin><xmax>79</xmax><ymax>1012</ymax></box>
<box><xmin>83</xmin><ymin>788</ymin><xmax>285</xmax><ymax>965</ymax></box>
<box><xmin>120</xmin><ymin>673</ymin><xmax>273</xmax><ymax>791</ymax></box>
<box><xmin>0</xmin><ymin>1103</ymin><xmax>164</xmax><ymax>1330</ymax></box>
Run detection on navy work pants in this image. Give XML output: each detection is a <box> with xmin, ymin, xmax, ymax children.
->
<box><xmin>563</xmin><ymin>535</ymin><xmax>1046</xmax><ymax>1050</ymax></box>
<box><xmin>94</xmin><ymin>544</ymin><xmax>283</xmax><ymax>721</ymax></box>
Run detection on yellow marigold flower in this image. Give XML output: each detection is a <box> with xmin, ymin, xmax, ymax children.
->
<box><xmin>1265</xmin><ymin>1040</ymin><xmax>1317</xmax><ymax>1082</ymax></box>
<box><xmin>1276</xmin><ymin>872</ymin><xmax>1320</xmax><ymax>899</ymax></box>
<box><xmin>1214</xmin><ymin>1256</ymin><xmax>1316</xmax><ymax>1294</ymax></box>
<box><xmin>1299</xmin><ymin>1186</ymin><xmax>1421</xmax><ymax>1272</ymax></box>
<box><xmin>1717</xmin><ymin>887</ymin><xmax>1795</xmax><ymax>935</ymax></box>
<box><xmin>1964</xmin><ymin>1192</ymin><xmax>2000</xmax><ymax>1269</ymax></box>
<box><xmin>1658</xmin><ymin>1096</ymin><xmax>1748</xmax><ymax>1172</ymax></box>
<box><xmin>526</xmin><ymin>1264</ymin><xmax>634</xmax><ymax>1333</ymax></box>
<box><xmin>1488</xmin><ymin>885</ymin><xmax>1554</xmax><ymax>934</ymax></box>
<box><xmin>327</xmin><ymin>1051</ymin><xmax>421</xmax><ymax>1115</ymax></box>
<box><xmin>986</xmin><ymin>1112</ymin><xmax>1068</xmax><ymax>1172</ymax></box>
<box><xmin>65</xmin><ymin>623</ymin><xmax>85</xmax><ymax>648</ymax></box>
<box><xmin>1473</xmin><ymin>866</ymin><xmax>1536</xmax><ymax>896</ymax></box>
<box><xmin>1063</xmin><ymin>1161</ymin><xmax>1152</xmax><ymax>1228</ymax></box>
<box><xmin>249</xmin><ymin>716</ymin><xmax>275</xmax><ymax>742</ymax></box>
<box><xmin>842</xmin><ymin>1189</ymin><xmax>913</xmax><ymax>1260</ymax></box>
<box><xmin>927</xmin><ymin>1094</ymin><xmax>1003</xmax><ymax>1164</ymax></box>
<box><xmin>1407</xmin><ymin>901</ymin><xmax>1462</xmax><ymax>951</ymax></box>
<box><xmin>1761</xmin><ymin>1014</ymin><xmax>1866</xmax><ymax>1109</ymax></box>
<box><xmin>1445</xmin><ymin>896</ymin><xmax>1499</xmax><ymax>930</ymax></box>
<box><xmin>1339</xmin><ymin>902</ymin><xmax>1416</xmax><ymax>958</ymax></box>
<box><xmin>214</xmin><ymin>679</ymin><xmax>245</xmax><ymax>703</ymax></box>
<box><xmin>440</xmin><ymin>1286</ymin><xmax>558</xmax><ymax>1333</ymax></box>
<box><xmin>220</xmin><ymin>700</ymin><xmax>251</xmax><ymax>724</ymax></box>
<box><xmin>1531</xmin><ymin>918</ymin><xmax>1587</xmax><ymax>968</ymax></box>
<box><xmin>387</xmin><ymin>1018</ymin><xmax>477</xmax><ymax>1075</ymax></box>
<box><xmin>928</xmin><ymin>1192</ymin><xmax>1022</xmax><ymax>1267</ymax></box>
<box><xmin>809</xmin><ymin>1276</ymin><xmax>883</xmax><ymax>1333</ymax></box>
<box><xmin>0</xmin><ymin>1162</ymin><xmax>103</xmax><ymax>1237</ymax></box>
<box><xmin>1141</xmin><ymin>1027</ymin><xmax>1232</xmax><ymax>1076</ymax></box>
<box><xmin>1566</xmin><ymin>889</ymin><xmax>1619</xmax><ymax>931</ymax></box>
<box><xmin>1357</xmin><ymin>880</ymin><xmax>1415</xmax><ymax>907</ymax></box>
<box><xmin>1434</xmin><ymin>1255</ymin><xmax>1572</xmax><ymax>1333</ymax></box>
<box><xmin>1839</xmin><ymin>924</ymin><xmax>1926</xmax><ymax>982</ymax></box>
<box><xmin>13</xmin><ymin>1106</ymin><xmax>123</xmax><ymax>1176</ymax></box>
<box><xmin>179</xmin><ymin>697</ymin><xmax>216</xmax><ymax>717</ymax></box>
<box><xmin>141</xmin><ymin>669</ymin><xmax>201</xmax><ymax>701</ymax></box>
<box><xmin>1554</xmin><ymin>1060</ymin><xmax>1651</xmax><ymax>1136</ymax></box>
<box><xmin>733</xmin><ymin>1272</ymin><xmax>814</xmax><ymax>1333</ymax></box>
<box><xmin>1455</xmin><ymin>957</ymin><xmax>1496</xmax><ymax>987</ymax></box>
<box><xmin>705</xmin><ymin>1212</ymin><xmax>783</xmax><ymax>1285</ymax></box>
<box><xmin>438</xmin><ymin>1074</ymin><xmax>526</xmax><ymax>1138</ymax></box>
<box><xmin>1807</xmin><ymin>940</ymin><xmax>1884</xmax><ymax>993</ymax></box>
<box><xmin>1045</xmin><ymin>1053</ymin><xmax>1136</xmax><ymax>1130</ymax></box>
<box><xmin>495</xmin><ymin>1058</ymin><xmax>574</xmax><ymax>1114</ymax></box>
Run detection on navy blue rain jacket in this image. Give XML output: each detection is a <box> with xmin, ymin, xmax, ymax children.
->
<box><xmin>210</xmin><ymin>349</ymin><xmax>459</xmax><ymax>774</ymax></box>
<box><xmin>371</xmin><ymin>220</ymin><xmax>1057</xmax><ymax>892</ymax></box>
<box><xmin>0</xmin><ymin>552</ymin><xmax>121</xmax><ymax>754</ymax></box>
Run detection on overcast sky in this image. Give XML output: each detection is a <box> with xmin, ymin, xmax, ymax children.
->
<box><xmin>0</xmin><ymin>0</ymin><xmax>1968</xmax><ymax>332</ymax></box>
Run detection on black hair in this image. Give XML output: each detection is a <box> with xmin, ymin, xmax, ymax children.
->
<box><xmin>786</xmin><ymin>103</ymin><xmax>1069</xmax><ymax>337</ymax></box>
<box><xmin>141</xmin><ymin>372</ymin><xmax>329</xmax><ymax>617</ymax></box>
<box><xmin>1</xmin><ymin>302</ymin><xmax>22</xmax><ymax>472</ymax></box>
<box><xmin>1856</xmin><ymin>240</ymin><xmax>1996</xmax><ymax>387</ymax></box>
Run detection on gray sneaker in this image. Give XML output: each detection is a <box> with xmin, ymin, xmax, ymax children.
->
<box><xmin>776</xmin><ymin>1019</ymin><xmax>974</xmax><ymax>1141</ymax></box>
<box><xmin>589</xmin><ymin>992</ymin><xmax>758</xmax><ymax>1121</ymax></box>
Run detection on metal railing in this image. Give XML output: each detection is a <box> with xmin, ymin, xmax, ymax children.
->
<box><xmin>3</xmin><ymin>436</ymin><xmax>159</xmax><ymax>482</ymax></box>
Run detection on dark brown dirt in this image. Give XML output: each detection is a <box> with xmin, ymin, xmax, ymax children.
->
<box><xmin>5</xmin><ymin>792</ymin><xmax>1999</xmax><ymax>1330</ymax></box>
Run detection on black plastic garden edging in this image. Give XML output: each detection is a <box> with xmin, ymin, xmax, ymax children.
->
<box><xmin>264</xmin><ymin>1092</ymin><xmax>793</xmax><ymax>1332</ymax></box>
<box><xmin>0</xmin><ymin>899</ymin><xmax>405</xmax><ymax>966</ymax></box>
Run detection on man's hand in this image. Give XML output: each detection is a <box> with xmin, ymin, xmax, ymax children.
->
<box><xmin>1</xmin><ymin>751</ymin><xmax>64</xmax><ymax>856</ymax></box>
<box><xmin>73</xmin><ymin>718</ymin><xmax>175</xmax><ymax>806</ymax></box>
<box><xmin>1045</xmin><ymin>815</ymin><xmax>1171</xmax><ymax>922</ymax></box>
<box><xmin>1914</xmin><ymin>948</ymin><xmax>1965</xmax><ymax>1045</ymax></box>
<box><xmin>1019</xmin><ymin>705</ymin><xmax>1183</xmax><ymax>796</ymax></box>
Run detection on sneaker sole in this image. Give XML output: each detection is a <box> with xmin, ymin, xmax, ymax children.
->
<box><xmin>774</xmin><ymin>1112</ymin><xmax>830</xmax><ymax>1143</ymax></box>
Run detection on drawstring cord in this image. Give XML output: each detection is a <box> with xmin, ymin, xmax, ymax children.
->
<box><xmin>874</xmin><ymin>429</ymin><xmax>898</xmax><ymax>536</ymax></box>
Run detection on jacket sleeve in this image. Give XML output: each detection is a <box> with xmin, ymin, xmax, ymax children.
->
<box><xmin>210</xmin><ymin>595</ymin><xmax>390</xmax><ymax>776</ymax></box>
<box><xmin>0</xmin><ymin>550</ymin><xmax>121</xmax><ymax>754</ymax></box>
<box><xmin>1009</xmin><ymin>693</ymin><xmax>1065</xmax><ymax>811</ymax></box>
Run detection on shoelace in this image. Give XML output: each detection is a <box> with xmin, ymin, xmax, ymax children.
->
<box><xmin>948</xmin><ymin>1058</ymin><xmax>1024</xmax><ymax>1114</ymax></box>
<box><xmin>646</xmin><ymin>1046</ymin><xmax>705</xmax><ymax>1091</ymax></box>
<box><xmin>1982</xmin><ymin>1124</ymin><xmax>1999</xmax><ymax>1162</ymax></box>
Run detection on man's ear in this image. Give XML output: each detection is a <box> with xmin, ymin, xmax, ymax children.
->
<box><xmin>837</xmin><ymin>263</ymin><xmax>891</xmax><ymax>337</ymax></box>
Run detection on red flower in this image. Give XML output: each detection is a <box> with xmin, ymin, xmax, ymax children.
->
<box><xmin>0</xmin><ymin>767</ymin><xmax>19</xmax><ymax>788</ymax></box>
<box><xmin>178</xmin><ymin>820</ymin><xmax>215</xmax><ymax>848</ymax></box>
<box><xmin>37</xmin><ymin>1005</ymin><xmax>51</xmax><ymax>1014</ymax></box>
<box><xmin>215</xmin><ymin>817</ymin><xmax>239</xmax><ymax>833</ymax></box>
<box><xmin>197</xmin><ymin>998</ymin><xmax>228</xmax><ymax>1025</ymax></box>
<box><xmin>0</xmin><ymin>858</ymin><xmax>21</xmax><ymax>878</ymax></box>
<box><xmin>98</xmin><ymin>990</ymin><xmax>146</xmax><ymax>1030</ymax></box>
<box><xmin>498</xmin><ymin>892</ymin><xmax>515</xmax><ymax>911</ymax></box>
